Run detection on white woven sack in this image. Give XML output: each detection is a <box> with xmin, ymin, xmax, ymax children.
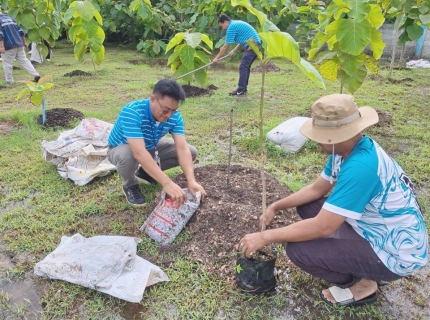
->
<box><xmin>266</xmin><ymin>117</ymin><xmax>310</xmax><ymax>153</ymax></box>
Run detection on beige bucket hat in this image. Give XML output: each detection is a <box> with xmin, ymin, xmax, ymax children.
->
<box><xmin>300</xmin><ymin>94</ymin><xmax>379</xmax><ymax>144</ymax></box>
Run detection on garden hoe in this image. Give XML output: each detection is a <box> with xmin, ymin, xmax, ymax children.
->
<box><xmin>176</xmin><ymin>55</ymin><xmax>229</xmax><ymax>80</ymax></box>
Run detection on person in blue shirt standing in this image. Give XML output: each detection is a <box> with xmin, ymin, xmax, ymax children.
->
<box><xmin>108</xmin><ymin>78</ymin><xmax>206</xmax><ymax>206</ymax></box>
<box><xmin>0</xmin><ymin>8</ymin><xmax>40</xmax><ymax>83</ymax></box>
<box><xmin>239</xmin><ymin>94</ymin><xmax>428</xmax><ymax>307</ymax></box>
<box><xmin>212</xmin><ymin>14</ymin><xmax>261</xmax><ymax>96</ymax></box>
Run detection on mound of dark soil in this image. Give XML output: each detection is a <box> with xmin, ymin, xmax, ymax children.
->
<box><xmin>63</xmin><ymin>70</ymin><xmax>92</xmax><ymax>77</ymax></box>
<box><xmin>37</xmin><ymin>108</ymin><xmax>84</xmax><ymax>128</ymax></box>
<box><xmin>153</xmin><ymin>164</ymin><xmax>297</xmax><ymax>283</ymax></box>
<box><xmin>251</xmin><ymin>61</ymin><xmax>280</xmax><ymax>73</ymax></box>
<box><xmin>182</xmin><ymin>85</ymin><xmax>213</xmax><ymax>98</ymax></box>
<box><xmin>375</xmin><ymin>108</ymin><xmax>393</xmax><ymax>127</ymax></box>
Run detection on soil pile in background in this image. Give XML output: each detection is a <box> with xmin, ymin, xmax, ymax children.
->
<box><xmin>251</xmin><ymin>61</ymin><xmax>280</xmax><ymax>72</ymax></box>
<box><xmin>154</xmin><ymin>164</ymin><xmax>297</xmax><ymax>283</ymax></box>
<box><xmin>182</xmin><ymin>84</ymin><xmax>216</xmax><ymax>98</ymax></box>
<box><xmin>37</xmin><ymin>108</ymin><xmax>84</xmax><ymax>128</ymax></box>
<box><xmin>63</xmin><ymin>70</ymin><xmax>92</xmax><ymax>77</ymax></box>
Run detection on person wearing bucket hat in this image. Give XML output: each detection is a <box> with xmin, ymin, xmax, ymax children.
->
<box><xmin>239</xmin><ymin>94</ymin><xmax>428</xmax><ymax>307</ymax></box>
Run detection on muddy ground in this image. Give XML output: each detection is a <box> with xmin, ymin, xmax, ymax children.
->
<box><xmin>0</xmin><ymin>164</ymin><xmax>428</xmax><ymax>319</ymax></box>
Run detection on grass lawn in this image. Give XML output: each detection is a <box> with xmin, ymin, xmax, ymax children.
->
<box><xmin>0</xmin><ymin>42</ymin><xmax>429</xmax><ymax>319</ymax></box>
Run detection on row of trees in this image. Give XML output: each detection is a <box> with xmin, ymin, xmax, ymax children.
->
<box><xmin>3</xmin><ymin>0</ymin><xmax>430</xmax><ymax>92</ymax></box>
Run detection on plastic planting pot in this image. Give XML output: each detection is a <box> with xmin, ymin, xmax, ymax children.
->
<box><xmin>235</xmin><ymin>250</ymin><xmax>276</xmax><ymax>294</ymax></box>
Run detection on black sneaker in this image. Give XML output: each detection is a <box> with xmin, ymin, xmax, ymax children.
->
<box><xmin>34</xmin><ymin>76</ymin><xmax>41</xmax><ymax>83</ymax></box>
<box><xmin>122</xmin><ymin>185</ymin><xmax>146</xmax><ymax>206</ymax></box>
<box><xmin>135</xmin><ymin>167</ymin><xmax>158</xmax><ymax>185</ymax></box>
<box><xmin>228</xmin><ymin>89</ymin><xmax>247</xmax><ymax>96</ymax></box>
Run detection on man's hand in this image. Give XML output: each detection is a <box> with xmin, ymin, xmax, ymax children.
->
<box><xmin>187</xmin><ymin>180</ymin><xmax>206</xmax><ymax>201</ymax></box>
<box><xmin>259</xmin><ymin>205</ymin><xmax>276</xmax><ymax>230</ymax></box>
<box><xmin>212</xmin><ymin>57</ymin><xmax>219</xmax><ymax>63</ymax></box>
<box><xmin>163</xmin><ymin>180</ymin><xmax>187</xmax><ymax>206</ymax></box>
<box><xmin>239</xmin><ymin>232</ymin><xmax>268</xmax><ymax>258</ymax></box>
<box><xmin>228</xmin><ymin>50</ymin><xmax>235</xmax><ymax>57</ymax></box>
<box><xmin>0</xmin><ymin>47</ymin><xmax>5</xmax><ymax>54</ymax></box>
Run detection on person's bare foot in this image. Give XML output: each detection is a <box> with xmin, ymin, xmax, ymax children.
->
<box><xmin>322</xmin><ymin>278</ymin><xmax>378</xmax><ymax>304</ymax></box>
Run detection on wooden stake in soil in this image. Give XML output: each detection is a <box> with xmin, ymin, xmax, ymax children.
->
<box><xmin>227</xmin><ymin>108</ymin><xmax>233</xmax><ymax>187</ymax></box>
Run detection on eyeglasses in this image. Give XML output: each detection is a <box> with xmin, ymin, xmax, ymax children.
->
<box><xmin>154</xmin><ymin>96</ymin><xmax>176</xmax><ymax>115</ymax></box>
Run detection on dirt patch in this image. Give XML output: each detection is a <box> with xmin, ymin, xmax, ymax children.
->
<box><xmin>148</xmin><ymin>164</ymin><xmax>296</xmax><ymax>283</ymax></box>
<box><xmin>251</xmin><ymin>61</ymin><xmax>280</xmax><ymax>73</ymax></box>
<box><xmin>0</xmin><ymin>119</ymin><xmax>20</xmax><ymax>134</ymax></box>
<box><xmin>375</xmin><ymin>108</ymin><xmax>393</xmax><ymax>127</ymax></box>
<box><xmin>128</xmin><ymin>59</ymin><xmax>167</xmax><ymax>66</ymax></box>
<box><xmin>63</xmin><ymin>70</ymin><xmax>92</xmax><ymax>77</ymax></box>
<box><xmin>54</xmin><ymin>63</ymin><xmax>70</xmax><ymax>67</ymax></box>
<box><xmin>182</xmin><ymin>84</ymin><xmax>214</xmax><ymax>98</ymax></box>
<box><xmin>37</xmin><ymin>108</ymin><xmax>84</xmax><ymax>128</ymax></box>
<box><xmin>388</xmin><ymin>77</ymin><xmax>414</xmax><ymax>84</ymax></box>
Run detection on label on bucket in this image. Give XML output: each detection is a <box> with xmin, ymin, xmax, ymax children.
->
<box><xmin>140</xmin><ymin>189</ymin><xmax>201</xmax><ymax>246</ymax></box>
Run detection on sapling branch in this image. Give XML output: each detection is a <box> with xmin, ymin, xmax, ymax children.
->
<box><xmin>227</xmin><ymin>109</ymin><xmax>233</xmax><ymax>187</ymax></box>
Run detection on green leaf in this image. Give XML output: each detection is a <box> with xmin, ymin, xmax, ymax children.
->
<box><xmin>419</xmin><ymin>14</ymin><xmax>430</xmax><ymax>24</ymax></box>
<box><xmin>74</xmin><ymin>40</ymin><xmax>88</xmax><ymax>62</ymax></box>
<box><xmin>153</xmin><ymin>42</ymin><xmax>160</xmax><ymax>54</ymax></box>
<box><xmin>39</xmin><ymin>27</ymin><xmax>51</xmax><ymax>41</ymax></box>
<box><xmin>348</xmin><ymin>0</ymin><xmax>370</xmax><ymax>23</ymax></box>
<box><xmin>27</xmin><ymin>29</ymin><xmax>41</xmax><ymax>42</ymax></box>
<box><xmin>179</xmin><ymin>46</ymin><xmax>196</xmax><ymax>70</ymax></box>
<box><xmin>89</xmin><ymin>36</ymin><xmax>103</xmax><ymax>52</ymax></box>
<box><xmin>319</xmin><ymin>59</ymin><xmax>339</xmax><ymax>81</ymax></box>
<box><xmin>338</xmin><ymin>67</ymin><xmax>367</xmax><ymax>93</ymax></box>
<box><xmin>195</xmin><ymin>51</ymin><xmax>211</xmax><ymax>65</ymax></box>
<box><xmin>367</xmin><ymin>4</ymin><xmax>385</xmax><ymax>29</ymax></box>
<box><xmin>184</xmin><ymin>33</ymin><xmax>202</xmax><ymax>48</ymax></box>
<box><xmin>19</xmin><ymin>12</ymin><xmax>37</xmax><ymax>29</ymax></box>
<box><xmin>314</xmin><ymin>51</ymin><xmax>337</xmax><ymax>64</ymax></box>
<box><xmin>74</xmin><ymin>1</ymin><xmax>95</xmax><ymax>21</ymax></box>
<box><xmin>90</xmin><ymin>45</ymin><xmax>105</xmax><ymax>65</ymax></box>
<box><xmin>231</xmin><ymin>0</ymin><xmax>279</xmax><ymax>32</ymax></box>
<box><xmin>30</xmin><ymin>92</ymin><xmax>44</xmax><ymax>107</ymax></box>
<box><xmin>337</xmin><ymin>19</ymin><xmax>371</xmax><ymax>55</ymax></box>
<box><xmin>293</xmin><ymin>58</ymin><xmax>326</xmax><ymax>89</ymax></box>
<box><xmin>167</xmin><ymin>51</ymin><xmax>180</xmax><ymax>66</ymax></box>
<box><xmin>201</xmin><ymin>34</ymin><xmax>213</xmax><ymax>50</ymax></box>
<box><xmin>339</xmin><ymin>53</ymin><xmax>365</xmax><ymax>76</ymax></box>
<box><xmin>370</xmin><ymin>28</ymin><xmax>385</xmax><ymax>59</ymax></box>
<box><xmin>364</xmin><ymin>55</ymin><xmax>379</xmax><ymax>75</ymax></box>
<box><xmin>42</xmin><ymin>83</ymin><xmax>54</xmax><ymax>90</ymax></box>
<box><xmin>247</xmin><ymin>40</ymin><xmax>262</xmax><ymax>61</ymax></box>
<box><xmin>16</xmin><ymin>88</ymin><xmax>31</xmax><ymax>101</ymax></box>
<box><xmin>166</xmin><ymin>33</ymin><xmax>185</xmax><ymax>53</ymax></box>
<box><xmin>94</xmin><ymin>11</ymin><xmax>103</xmax><ymax>25</ymax></box>
<box><xmin>406</xmin><ymin>24</ymin><xmax>424</xmax><ymax>40</ymax></box>
<box><xmin>82</xmin><ymin>20</ymin><xmax>100</xmax><ymax>37</ymax></box>
<box><xmin>64</xmin><ymin>8</ymin><xmax>75</xmax><ymax>23</ymax></box>
<box><xmin>194</xmin><ymin>68</ymin><xmax>208</xmax><ymax>86</ymax></box>
<box><xmin>259</xmin><ymin>32</ymin><xmax>300</xmax><ymax>62</ymax></box>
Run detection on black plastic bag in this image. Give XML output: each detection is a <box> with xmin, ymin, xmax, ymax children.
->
<box><xmin>235</xmin><ymin>250</ymin><xmax>276</xmax><ymax>294</ymax></box>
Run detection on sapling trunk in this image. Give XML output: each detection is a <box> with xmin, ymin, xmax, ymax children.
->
<box><xmin>388</xmin><ymin>12</ymin><xmax>404</xmax><ymax>79</ymax></box>
<box><xmin>227</xmin><ymin>108</ymin><xmax>233</xmax><ymax>186</ymax></box>
<box><xmin>260</xmin><ymin>64</ymin><xmax>267</xmax><ymax>232</ymax></box>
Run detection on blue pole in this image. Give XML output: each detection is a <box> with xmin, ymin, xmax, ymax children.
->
<box><xmin>415</xmin><ymin>25</ymin><xmax>427</xmax><ymax>58</ymax></box>
<box><xmin>42</xmin><ymin>99</ymin><xmax>46</xmax><ymax>125</ymax></box>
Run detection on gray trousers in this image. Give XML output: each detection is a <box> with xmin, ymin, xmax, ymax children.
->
<box><xmin>285</xmin><ymin>198</ymin><xmax>403</xmax><ymax>287</ymax></box>
<box><xmin>107</xmin><ymin>138</ymin><xmax>197</xmax><ymax>188</ymax></box>
<box><xmin>2</xmin><ymin>46</ymin><xmax>39</xmax><ymax>83</ymax></box>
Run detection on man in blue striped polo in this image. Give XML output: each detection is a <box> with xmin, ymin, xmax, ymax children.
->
<box><xmin>212</xmin><ymin>14</ymin><xmax>261</xmax><ymax>96</ymax></box>
<box><xmin>107</xmin><ymin>78</ymin><xmax>206</xmax><ymax>206</ymax></box>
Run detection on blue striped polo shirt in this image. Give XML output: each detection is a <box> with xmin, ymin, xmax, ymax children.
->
<box><xmin>225</xmin><ymin>20</ymin><xmax>261</xmax><ymax>48</ymax></box>
<box><xmin>108</xmin><ymin>99</ymin><xmax>185</xmax><ymax>150</ymax></box>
